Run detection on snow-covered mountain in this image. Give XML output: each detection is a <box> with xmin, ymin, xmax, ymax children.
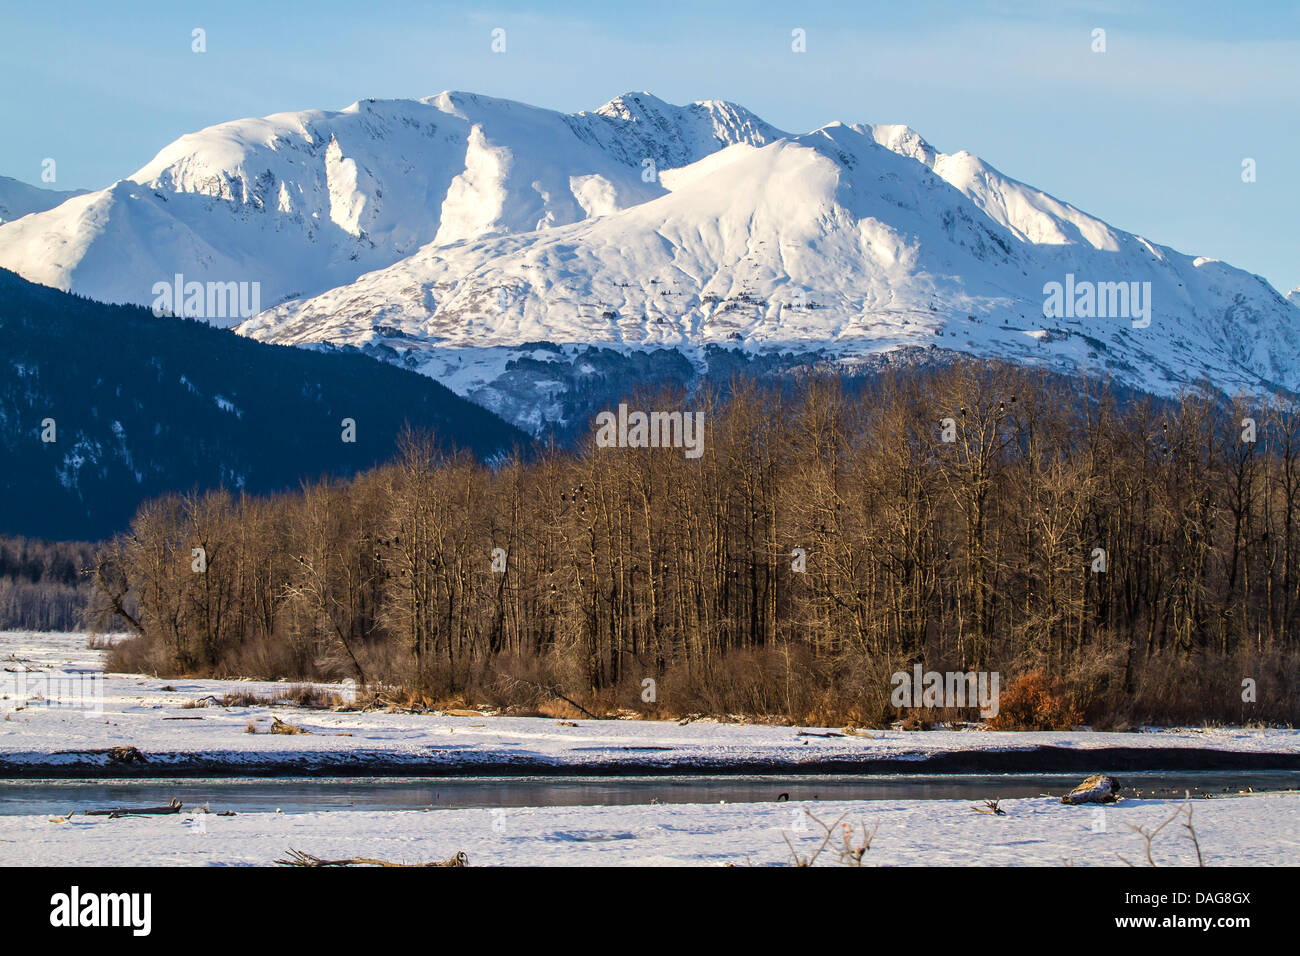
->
<box><xmin>0</xmin><ymin>176</ymin><xmax>87</xmax><ymax>225</ymax></box>
<box><xmin>2</xmin><ymin>91</ymin><xmax>1296</xmax><ymax>433</ymax></box>
<box><xmin>0</xmin><ymin>92</ymin><xmax>777</xmax><ymax>322</ymax></box>
<box><xmin>238</xmin><ymin>105</ymin><xmax>1300</xmax><ymax>431</ymax></box>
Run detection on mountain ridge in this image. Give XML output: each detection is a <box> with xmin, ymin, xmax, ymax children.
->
<box><xmin>0</xmin><ymin>91</ymin><xmax>779</xmax><ymax>317</ymax></box>
<box><xmin>237</xmin><ymin>106</ymin><xmax>1300</xmax><ymax>431</ymax></box>
<box><xmin>2</xmin><ymin>90</ymin><xmax>1296</xmax><ymax>434</ymax></box>
<box><xmin>0</xmin><ymin>175</ymin><xmax>88</xmax><ymax>225</ymax></box>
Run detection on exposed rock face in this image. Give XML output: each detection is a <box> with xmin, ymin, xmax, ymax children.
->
<box><xmin>1061</xmin><ymin>773</ymin><xmax>1122</xmax><ymax>805</ymax></box>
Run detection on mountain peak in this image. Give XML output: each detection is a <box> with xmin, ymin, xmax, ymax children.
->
<box><xmin>595</xmin><ymin>91</ymin><xmax>764</xmax><ymax>121</ymax></box>
<box><xmin>594</xmin><ymin>92</ymin><xmax>781</xmax><ymax>133</ymax></box>
<box><xmin>575</xmin><ymin>92</ymin><xmax>785</xmax><ymax>171</ymax></box>
<box><xmin>866</xmin><ymin>124</ymin><xmax>938</xmax><ymax>166</ymax></box>
<box><xmin>593</xmin><ymin>91</ymin><xmax>673</xmax><ymax>116</ymax></box>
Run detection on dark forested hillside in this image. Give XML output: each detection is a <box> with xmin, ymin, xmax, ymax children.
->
<box><xmin>0</xmin><ymin>269</ymin><xmax>530</xmax><ymax>539</ymax></box>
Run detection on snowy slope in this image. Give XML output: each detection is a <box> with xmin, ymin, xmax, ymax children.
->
<box><xmin>0</xmin><ymin>176</ymin><xmax>86</xmax><ymax>225</ymax></box>
<box><xmin>240</xmin><ymin>117</ymin><xmax>1300</xmax><ymax>429</ymax></box>
<box><xmin>0</xmin><ymin>92</ymin><xmax>773</xmax><ymax>324</ymax></box>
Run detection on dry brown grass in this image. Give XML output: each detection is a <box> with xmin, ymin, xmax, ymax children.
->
<box><xmin>280</xmin><ymin>684</ymin><xmax>348</xmax><ymax>709</ymax></box>
<box><xmin>536</xmin><ymin>699</ymin><xmax>589</xmax><ymax>720</ymax></box>
<box><xmin>101</xmin><ymin>625</ymin><xmax>1300</xmax><ymax>729</ymax></box>
<box><xmin>219</xmin><ymin>691</ymin><xmax>277</xmax><ymax>708</ymax></box>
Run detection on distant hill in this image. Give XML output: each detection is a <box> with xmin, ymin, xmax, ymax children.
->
<box><xmin>0</xmin><ymin>269</ymin><xmax>530</xmax><ymax>539</ymax></box>
<box><xmin>0</xmin><ymin>175</ymin><xmax>87</xmax><ymax>225</ymax></box>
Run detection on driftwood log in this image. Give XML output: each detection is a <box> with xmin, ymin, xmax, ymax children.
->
<box><xmin>85</xmin><ymin>797</ymin><xmax>183</xmax><ymax>819</ymax></box>
<box><xmin>106</xmin><ymin>745</ymin><xmax>148</xmax><ymax>764</ymax></box>
<box><xmin>276</xmin><ymin>848</ymin><xmax>468</xmax><ymax>867</ymax></box>
<box><xmin>1061</xmin><ymin>774</ymin><xmax>1123</xmax><ymax>805</ymax></box>
<box><xmin>270</xmin><ymin>716</ymin><xmax>311</xmax><ymax>735</ymax></box>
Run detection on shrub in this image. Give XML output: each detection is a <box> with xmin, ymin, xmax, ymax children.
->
<box><xmin>986</xmin><ymin>670</ymin><xmax>1082</xmax><ymax>730</ymax></box>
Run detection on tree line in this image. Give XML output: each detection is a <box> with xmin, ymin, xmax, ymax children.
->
<box><xmin>91</xmin><ymin>362</ymin><xmax>1300</xmax><ymax>726</ymax></box>
<box><xmin>0</xmin><ymin>535</ymin><xmax>97</xmax><ymax>631</ymax></box>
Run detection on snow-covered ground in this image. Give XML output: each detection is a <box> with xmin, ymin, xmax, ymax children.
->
<box><xmin>5</xmin><ymin>791</ymin><xmax>1296</xmax><ymax>867</ymax></box>
<box><xmin>3</xmin><ymin>631</ymin><xmax>1297</xmax><ymax>775</ymax></box>
<box><xmin>3</xmin><ymin>631</ymin><xmax>1297</xmax><ymax>866</ymax></box>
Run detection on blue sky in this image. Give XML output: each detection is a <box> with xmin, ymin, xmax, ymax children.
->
<box><xmin>2</xmin><ymin>0</ymin><xmax>1296</xmax><ymax>292</ymax></box>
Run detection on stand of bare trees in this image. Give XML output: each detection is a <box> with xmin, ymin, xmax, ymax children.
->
<box><xmin>92</xmin><ymin>364</ymin><xmax>1300</xmax><ymax>725</ymax></box>
<box><xmin>0</xmin><ymin>536</ymin><xmax>98</xmax><ymax>631</ymax></box>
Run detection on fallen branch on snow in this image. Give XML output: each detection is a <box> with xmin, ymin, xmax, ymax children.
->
<box><xmin>85</xmin><ymin>797</ymin><xmax>183</xmax><ymax>819</ymax></box>
<box><xmin>498</xmin><ymin>674</ymin><xmax>600</xmax><ymax>720</ymax></box>
<box><xmin>275</xmin><ymin>848</ymin><xmax>468</xmax><ymax>868</ymax></box>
